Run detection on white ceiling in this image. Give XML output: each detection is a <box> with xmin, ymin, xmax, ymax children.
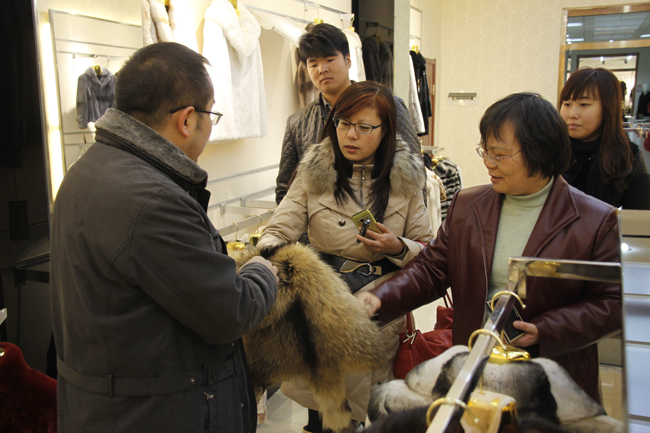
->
<box><xmin>567</xmin><ymin>11</ymin><xmax>650</xmax><ymax>43</ymax></box>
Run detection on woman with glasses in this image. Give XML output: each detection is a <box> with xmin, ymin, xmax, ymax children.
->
<box><xmin>258</xmin><ymin>81</ymin><xmax>433</xmax><ymax>432</ymax></box>
<box><xmin>358</xmin><ymin>92</ymin><xmax>621</xmax><ymax>405</ymax></box>
<box><xmin>559</xmin><ymin>67</ymin><xmax>650</xmax><ymax>210</ymax></box>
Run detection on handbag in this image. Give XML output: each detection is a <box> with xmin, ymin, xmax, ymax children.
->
<box><xmin>393</xmin><ymin>292</ymin><xmax>453</xmax><ymax>380</ymax></box>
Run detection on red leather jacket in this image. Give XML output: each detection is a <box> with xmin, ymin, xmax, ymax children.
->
<box><xmin>371</xmin><ymin>176</ymin><xmax>621</xmax><ymax>403</ymax></box>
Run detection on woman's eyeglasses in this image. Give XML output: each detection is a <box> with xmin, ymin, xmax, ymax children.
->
<box><xmin>169</xmin><ymin>106</ymin><xmax>223</xmax><ymax>126</ymax></box>
<box><xmin>334</xmin><ymin>118</ymin><xmax>382</xmax><ymax>135</ymax></box>
<box><xmin>476</xmin><ymin>146</ymin><xmax>521</xmax><ymax>165</ymax></box>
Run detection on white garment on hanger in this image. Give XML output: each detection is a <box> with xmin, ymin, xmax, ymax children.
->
<box><xmin>168</xmin><ymin>0</ymin><xmax>198</xmax><ymax>52</ymax></box>
<box><xmin>203</xmin><ymin>1</ymin><xmax>268</xmax><ymax>142</ymax></box>
<box><xmin>425</xmin><ymin>168</ymin><xmax>444</xmax><ymax>234</ymax></box>
<box><xmin>251</xmin><ymin>10</ymin><xmax>306</xmax><ymax>47</ymax></box>
<box><xmin>141</xmin><ymin>0</ymin><xmax>158</xmax><ymax>45</ymax></box>
<box><xmin>343</xmin><ymin>29</ymin><xmax>366</xmax><ymax>82</ymax></box>
<box><xmin>149</xmin><ymin>0</ymin><xmax>173</xmax><ymax>42</ymax></box>
<box><xmin>408</xmin><ymin>55</ymin><xmax>426</xmax><ymax>134</ymax></box>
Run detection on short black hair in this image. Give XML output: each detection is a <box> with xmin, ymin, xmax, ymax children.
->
<box><xmin>298</xmin><ymin>23</ymin><xmax>350</xmax><ymax>64</ymax></box>
<box><xmin>479</xmin><ymin>92</ymin><xmax>571</xmax><ymax>178</ymax></box>
<box><xmin>116</xmin><ymin>42</ymin><xmax>213</xmax><ymax>127</ymax></box>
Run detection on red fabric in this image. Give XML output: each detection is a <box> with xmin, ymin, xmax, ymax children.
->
<box><xmin>393</xmin><ymin>305</ymin><xmax>453</xmax><ymax>379</ymax></box>
<box><xmin>0</xmin><ymin>342</ymin><xmax>57</xmax><ymax>433</ymax></box>
<box><xmin>644</xmin><ymin>134</ymin><xmax>650</xmax><ymax>152</ymax></box>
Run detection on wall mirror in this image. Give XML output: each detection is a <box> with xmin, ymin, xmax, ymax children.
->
<box><xmin>49</xmin><ymin>10</ymin><xmax>142</xmax><ymax>171</ymax></box>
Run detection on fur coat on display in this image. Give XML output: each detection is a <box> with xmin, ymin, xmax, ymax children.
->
<box><xmin>203</xmin><ymin>0</ymin><xmax>268</xmax><ymax>142</ymax></box>
<box><xmin>343</xmin><ymin>29</ymin><xmax>366</xmax><ymax>82</ymax></box>
<box><xmin>231</xmin><ymin>243</ymin><xmax>385</xmax><ymax>432</ymax></box>
<box><xmin>141</xmin><ymin>0</ymin><xmax>197</xmax><ymax>50</ymax></box>
<box><xmin>365</xmin><ymin>346</ymin><xmax>623</xmax><ymax>433</ymax></box>
<box><xmin>0</xmin><ymin>342</ymin><xmax>57</xmax><ymax>433</ymax></box>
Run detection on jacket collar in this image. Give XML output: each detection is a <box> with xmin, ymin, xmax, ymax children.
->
<box><xmin>472</xmin><ymin>176</ymin><xmax>579</xmax><ymax>275</ymax></box>
<box><xmin>94</xmin><ymin>109</ymin><xmax>211</xmax><ymax>210</ymax></box>
<box><xmin>299</xmin><ymin>137</ymin><xmax>424</xmax><ymax>199</ymax></box>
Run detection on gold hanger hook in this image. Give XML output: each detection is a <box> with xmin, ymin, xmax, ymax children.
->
<box><xmin>426</xmin><ymin>398</ymin><xmax>479</xmax><ymax>426</ymax></box>
<box><xmin>467</xmin><ymin>329</ymin><xmax>506</xmax><ymax>351</ymax></box>
<box><xmin>490</xmin><ymin>291</ymin><xmax>526</xmax><ymax>311</ymax></box>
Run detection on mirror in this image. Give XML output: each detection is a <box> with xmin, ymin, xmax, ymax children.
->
<box><xmin>560</xmin><ymin>3</ymin><xmax>650</xmax><ymax>424</ymax></box>
<box><xmin>49</xmin><ymin>10</ymin><xmax>142</xmax><ymax>170</ymax></box>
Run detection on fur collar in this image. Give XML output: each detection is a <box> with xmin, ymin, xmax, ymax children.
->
<box><xmin>204</xmin><ymin>0</ymin><xmax>260</xmax><ymax>63</ymax></box>
<box><xmin>299</xmin><ymin>137</ymin><xmax>424</xmax><ymax>197</ymax></box>
<box><xmin>95</xmin><ymin>108</ymin><xmax>207</xmax><ymax>185</ymax></box>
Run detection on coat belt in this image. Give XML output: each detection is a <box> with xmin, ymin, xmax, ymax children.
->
<box><xmin>57</xmin><ymin>352</ymin><xmax>232</xmax><ymax>397</ymax></box>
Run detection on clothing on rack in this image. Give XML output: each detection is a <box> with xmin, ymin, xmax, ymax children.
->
<box><xmin>432</xmin><ymin>156</ymin><xmax>462</xmax><ymax>221</ymax></box>
<box><xmin>410</xmin><ymin>50</ymin><xmax>431</xmax><ymax>136</ymax></box>
<box><xmin>378</xmin><ymin>39</ymin><xmax>393</xmax><ymax>89</ymax></box>
<box><xmin>342</xmin><ymin>28</ymin><xmax>365</xmax><ymax>82</ymax></box>
<box><xmin>362</xmin><ymin>36</ymin><xmax>381</xmax><ymax>83</ymax></box>
<box><xmin>76</xmin><ymin>66</ymin><xmax>116</xmax><ymax>129</ymax></box>
<box><xmin>425</xmin><ymin>168</ymin><xmax>445</xmax><ymax>234</ymax></box>
<box><xmin>408</xmin><ymin>55</ymin><xmax>425</xmax><ymax>134</ymax></box>
<box><xmin>141</xmin><ymin>0</ymin><xmax>197</xmax><ymax>51</ymax></box>
<box><xmin>637</xmin><ymin>90</ymin><xmax>650</xmax><ymax>118</ymax></box>
<box><xmin>203</xmin><ymin>0</ymin><xmax>268</xmax><ymax>142</ymax></box>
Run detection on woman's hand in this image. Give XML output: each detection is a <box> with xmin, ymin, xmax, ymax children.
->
<box><xmin>356</xmin><ymin>222</ymin><xmax>404</xmax><ymax>256</ymax></box>
<box><xmin>511</xmin><ymin>321</ymin><xmax>539</xmax><ymax>347</ymax></box>
<box><xmin>356</xmin><ymin>292</ymin><xmax>381</xmax><ymax>316</ymax></box>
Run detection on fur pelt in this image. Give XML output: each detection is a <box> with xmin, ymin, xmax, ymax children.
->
<box><xmin>0</xmin><ymin>342</ymin><xmax>57</xmax><ymax>433</ymax></box>
<box><xmin>365</xmin><ymin>346</ymin><xmax>623</xmax><ymax>433</ymax></box>
<box><xmin>299</xmin><ymin>137</ymin><xmax>425</xmax><ymax>200</ymax></box>
<box><xmin>232</xmin><ymin>243</ymin><xmax>385</xmax><ymax>431</ymax></box>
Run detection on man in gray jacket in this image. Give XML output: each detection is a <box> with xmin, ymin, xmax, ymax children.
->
<box><xmin>275</xmin><ymin>24</ymin><xmax>422</xmax><ymax>205</ymax></box>
<box><xmin>50</xmin><ymin>42</ymin><xmax>278</xmax><ymax>433</ymax></box>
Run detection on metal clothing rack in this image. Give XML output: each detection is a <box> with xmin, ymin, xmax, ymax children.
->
<box><xmin>425</xmin><ymin>256</ymin><xmax>621</xmax><ymax>432</ymax></box>
<box><xmin>217</xmin><ymin>209</ymin><xmax>275</xmax><ymax>237</ymax></box>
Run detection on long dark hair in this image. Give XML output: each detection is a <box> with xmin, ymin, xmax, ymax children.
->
<box><xmin>318</xmin><ymin>81</ymin><xmax>397</xmax><ymax>222</ymax></box>
<box><xmin>559</xmin><ymin>67</ymin><xmax>632</xmax><ymax>191</ymax></box>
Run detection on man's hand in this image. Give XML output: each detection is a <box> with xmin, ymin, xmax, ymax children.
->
<box><xmin>356</xmin><ymin>222</ymin><xmax>404</xmax><ymax>256</ymax></box>
<box><xmin>356</xmin><ymin>292</ymin><xmax>381</xmax><ymax>316</ymax></box>
<box><xmin>241</xmin><ymin>256</ymin><xmax>279</xmax><ymax>284</ymax></box>
<box><xmin>511</xmin><ymin>321</ymin><xmax>539</xmax><ymax>347</ymax></box>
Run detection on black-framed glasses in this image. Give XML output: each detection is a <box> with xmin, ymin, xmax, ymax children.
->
<box><xmin>169</xmin><ymin>106</ymin><xmax>223</xmax><ymax>126</ymax></box>
<box><xmin>333</xmin><ymin>117</ymin><xmax>382</xmax><ymax>135</ymax></box>
<box><xmin>476</xmin><ymin>146</ymin><xmax>522</xmax><ymax>165</ymax></box>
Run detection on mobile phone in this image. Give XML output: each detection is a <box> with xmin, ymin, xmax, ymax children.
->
<box><xmin>502</xmin><ymin>307</ymin><xmax>525</xmax><ymax>344</ymax></box>
<box><xmin>488</xmin><ymin>302</ymin><xmax>525</xmax><ymax>344</ymax></box>
<box><xmin>351</xmin><ymin>209</ymin><xmax>381</xmax><ymax>235</ymax></box>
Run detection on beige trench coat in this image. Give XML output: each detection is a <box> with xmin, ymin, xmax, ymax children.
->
<box><xmin>259</xmin><ymin>138</ymin><xmax>433</xmax><ymax>422</ymax></box>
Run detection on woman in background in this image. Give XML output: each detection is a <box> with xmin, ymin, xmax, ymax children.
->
<box><xmin>559</xmin><ymin>67</ymin><xmax>650</xmax><ymax>209</ymax></box>
<box><xmin>259</xmin><ymin>81</ymin><xmax>433</xmax><ymax>432</ymax></box>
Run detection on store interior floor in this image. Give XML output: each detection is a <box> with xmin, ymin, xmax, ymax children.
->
<box><xmin>256</xmin><ymin>298</ymin><xmax>624</xmax><ymax>432</ymax></box>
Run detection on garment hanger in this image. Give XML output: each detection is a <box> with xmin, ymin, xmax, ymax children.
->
<box><xmin>226</xmin><ymin>222</ymin><xmax>246</xmax><ymax>252</ymax></box>
<box><xmin>93</xmin><ymin>64</ymin><xmax>102</xmax><ymax>77</ymax></box>
<box><xmin>348</xmin><ymin>13</ymin><xmax>355</xmax><ymax>31</ymax></box>
<box><xmin>229</xmin><ymin>0</ymin><xmax>239</xmax><ymax>16</ymax></box>
<box><xmin>248</xmin><ymin>215</ymin><xmax>263</xmax><ymax>247</ymax></box>
<box><xmin>411</xmin><ymin>45</ymin><xmax>419</xmax><ymax>54</ymax></box>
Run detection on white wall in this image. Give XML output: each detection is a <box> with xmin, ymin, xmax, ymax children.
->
<box><xmin>424</xmin><ymin>0</ymin><xmax>650</xmax><ymax>189</ymax></box>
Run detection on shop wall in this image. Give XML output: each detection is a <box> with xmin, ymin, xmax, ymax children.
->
<box><xmin>434</xmin><ymin>0</ymin><xmax>650</xmax><ymax>190</ymax></box>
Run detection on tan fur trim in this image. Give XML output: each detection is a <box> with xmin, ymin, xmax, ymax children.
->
<box><xmin>232</xmin><ymin>243</ymin><xmax>384</xmax><ymax>431</ymax></box>
<box><xmin>300</xmin><ymin>138</ymin><xmax>424</xmax><ymax>198</ymax></box>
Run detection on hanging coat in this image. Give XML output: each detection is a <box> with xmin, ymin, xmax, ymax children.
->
<box><xmin>76</xmin><ymin>66</ymin><xmax>116</xmax><ymax>129</ymax></box>
<box><xmin>203</xmin><ymin>0</ymin><xmax>268</xmax><ymax>142</ymax></box>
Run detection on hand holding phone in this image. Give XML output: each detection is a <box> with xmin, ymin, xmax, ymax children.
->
<box><xmin>351</xmin><ymin>209</ymin><xmax>381</xmax><ymax>235</ymax></box>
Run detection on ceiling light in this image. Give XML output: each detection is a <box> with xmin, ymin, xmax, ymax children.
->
<box><xmin>567</xmin><ymin>22</ymin><xmax>583</xmax><ymax>27</ymax></box>
<box><xmin>609</xmin><ymin>39</ymin><xmax>614</xmax><ymax>42</ymax></box>
<box><xmin>642</xmin><ymin>34</ymin><xmax>650</xmax><ymax>37</ymax></box>
<box><xmin>567</xmin><ymin>38</ymin><xmax>584</xmax><ymax>42</ymax></box>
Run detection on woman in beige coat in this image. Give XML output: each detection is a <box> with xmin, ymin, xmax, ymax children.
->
<box><xmin>259</xmin><ymin>81</ymin><xmax>433</xmax><ymax>432</ymax></box>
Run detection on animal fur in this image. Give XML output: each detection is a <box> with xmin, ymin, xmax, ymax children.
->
<box><xmin>366</xmin><ymin>346</ymin><xmax>623</xmax><ymax>433</ymax></box>
<box><xmin>233</xmin><ymin>243</ymin><xmax>385</xmax><ymax>432</ymax></box>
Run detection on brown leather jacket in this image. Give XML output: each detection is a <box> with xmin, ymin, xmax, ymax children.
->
<box><xmin>371</xmin><ymin>176</ymin><xmax>621</xmax><ymax>403</ymax></box>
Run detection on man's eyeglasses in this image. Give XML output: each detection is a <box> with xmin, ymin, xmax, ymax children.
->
<box><xmin>476</xmin><ymin>146</ymin><xmax>521</xmax><ymax>165</ymax></box>
<box><xmin>169</xmin><ymin>106</ymin><xmax>223</xmax><ymax>126</ymax></box>
<box><xmin>334</xmin><ymin>118</ymin><xmax>382</xmax><ymax>135</ymax></box>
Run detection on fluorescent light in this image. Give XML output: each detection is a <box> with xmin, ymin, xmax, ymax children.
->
<box><xmin>567</xmin><ymin>22</ymin><xmax>583</xmax><ymax>27</ymax></box>
<box><xmin>567</xmin><ymin>38</ymin><xmax>584</xmax><ymax>42</ymax></box>
<box><xmin>642</xmin><ymin>34</ymin><xmax>650</xmax><ymax>37</ymax></box>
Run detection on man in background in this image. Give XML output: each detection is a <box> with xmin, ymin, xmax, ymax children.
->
<box><xmin>50</xmin><ymin>42</ymin><xmax>278</xmax><ymax>433</ymax></box>
<box><xmin>275</xmin><ymin>23</ymin><xmax>421</xmax><ymax>204</ymax></box>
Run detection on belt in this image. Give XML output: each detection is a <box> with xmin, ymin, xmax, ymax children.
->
<box><xmin>319</xmin><ymin>253</ymin><xmax>400</xmax><ymax>293</ymax></box>
<box><xmin>57</xmin><ymin>351</ymin><xmax>233</xmax><ymax>397</ymax></box>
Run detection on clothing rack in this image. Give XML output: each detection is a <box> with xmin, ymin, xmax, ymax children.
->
<box><xmin>244</xmin><ymin>3</ymin><xmax>312</xmax><ymax>25</ymax></box>
<box><xmin>58</xmin><ymin>51</ymin><xmax>130</xmax><ymax>61</ymax></box>
<box><xmin>217</xmin><ymin>209</ymin><xmax>275</xmax><ymax>237</ymax></box>
<box><xmin>360</xmin><ymin>18</ymin><xmax>393</xmax><ymax>35</ymax></box>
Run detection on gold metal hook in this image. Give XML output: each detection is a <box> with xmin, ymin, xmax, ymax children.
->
<box><xmin>468</xmin><ymin>329</ymin><xmax>506</xmax><ymax>351</ymax></box>
<box><xmin>426</xmin><ymin>398</ymin><xmax>479</xmax><ymax>426</ymax></box>
<box><xmin>490</xmin><ymin>291</ymin><xmax>526</xmax><ymax>311</ymax></box>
